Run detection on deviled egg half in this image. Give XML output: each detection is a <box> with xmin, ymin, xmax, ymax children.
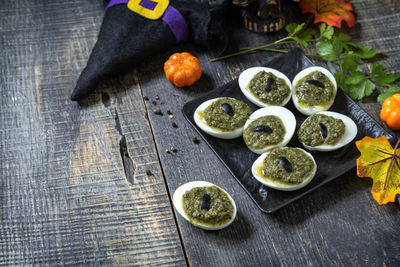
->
<box><xmin>243</xmin><ymin>106</ymin><xmax>296</xmax><ymax>154</ymax></box>
<box><xmin>292</xmin><ymin>66</ymin><xmax>337</xmax><ymax>115</ymax></box>
<box><xmin>238</xmin><ymin>67</ymin><xmax>292</xmax><ymax>107</ymax></box>
<box><xmin>252</xmin><ymin>147</ymin><xmax>317</xmax><ymax>191</ymax></box>
<box><xmin>173</xmin><ymin>181</ymin><xmax>237</xmax><ymax>230</ymax></box>
<box><xmin>194</xmin><ymin>97</ymin><xmax>252</xmax><ymax>139</ymax></box>
<box><xmin>297</xmin><ymin>111</ymin><xmax>357</xmax><ymax>151</ymax></box>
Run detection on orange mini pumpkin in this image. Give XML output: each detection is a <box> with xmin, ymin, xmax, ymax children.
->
<box><xmin>380</xmin><ymin>93</ymin><xmax>400</xmax><ymax>130</ymax></box>
<box><xmin>164</xmin><ymin>52</ymin><xmax>201</xmax><ymax>87</ymax></box>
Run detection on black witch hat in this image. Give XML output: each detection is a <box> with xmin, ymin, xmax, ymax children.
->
<box><xmin>70</xmin><ymin>0</ymin><xmax>229</xmax><ymax>101</ymax></box>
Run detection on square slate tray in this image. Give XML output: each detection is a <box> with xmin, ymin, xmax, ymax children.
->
<box><xmin>182</xmin><ymin>48</ymin><xmax>395</xmax><ymax>213</ymax></box>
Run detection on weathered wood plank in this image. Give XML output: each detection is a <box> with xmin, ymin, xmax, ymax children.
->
<box><xmin>0</xmin><ymin>1</ymin><xmax>185</xmax><ymax>265</ymax></box>
<box><xmin>139</xmin><ymin>0</ymin><xmax>400</xmax><ymax>266</ymax></box>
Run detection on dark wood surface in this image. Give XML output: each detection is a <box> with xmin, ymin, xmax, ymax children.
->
<box><xmin>1</xmin><ymin>0</ymin><xmax>399</xmax><ymax>266</ymax></box>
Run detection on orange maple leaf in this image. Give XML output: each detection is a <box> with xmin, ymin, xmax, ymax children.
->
<box><xmin>356</xmin><ymin>136</ymin><xmax>400</xmax><ymax>205</ymax></box>
<box><xmin>299</xmin><ymin>0</ymin><xmax>355</xmax><ymax>28</ymax></box>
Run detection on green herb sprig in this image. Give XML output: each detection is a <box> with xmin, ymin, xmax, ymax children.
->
<box><xmin>211</xmin><ymin>23</ymin><xmax>399</xmax><ymax>103</ymax></box>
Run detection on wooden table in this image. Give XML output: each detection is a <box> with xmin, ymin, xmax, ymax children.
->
<box><xmin>1</xmin><ymin>0</ymin><xmax>399</xmax><ymax>265</ymax></box>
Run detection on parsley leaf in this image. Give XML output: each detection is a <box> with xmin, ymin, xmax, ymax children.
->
<box><xmin>319</xmin><ymin>24</ymin><xmax>334</xmax><ymax>40</ymax></box>
<box><xmin>334</xmin><ymin>71</ymin><xmax>346</xmax><ymax>88</ymax></box>
<box><xmin>334</xmin><ymin>32</ymin><xmax>352</xmax><ymax>42</ymax></box>
<box><xmin>346</xmin><ymin>84</ymin><xmax>366</xmax><ymax>100</ymax></box>
<box><xmin>371</xmin><ymin>64</ymin><xmax>400</xmax><ymax>86</ymax></box>
<box><xmin>316</xmin><ymin>40</ymin><xmax>344</xmax><ymax>61</ymax></box>
<box><xmin>345</xmin><ymin>71</ymin><xmax>367</xmax><ymax>85</ymax></box>
<box><xmin>354</xmin><ymin>44</ymin><xmax>378</xmax><ymax>59</ymax></box>
<box><xmin>341</xmin><ymin>53</ymin><xmax>360</xmax><ymax>72</ymax></box>
<box><xmin>345</xmin><ymin>80</ymin><xmax>375</xmax><ymax>100</ymax></box>
<box><xmin>377</xmin><ymin>87</ymin><xmax>400</xmax><ymax>104</ymax></box>
<box><xmin>364</xmin><ymin>80</ymin><xmax>376</xmax><ymax>96</ymax></box>
<box><xmin>286</xmin><ymin>23</ymin><xmax>305</xmax><ymax>37</ymax></box>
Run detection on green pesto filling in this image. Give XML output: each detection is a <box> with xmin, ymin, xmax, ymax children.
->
<box><xmin>262</xmin><ymin>147</ymin><xmax>315</xmax><ymax>184</ymax></box>
<box><xmin>247</xmin><ymin>71</ymin><xmax>291</xmax><ymax>105</ymax></box>
<box><xmin>243</xmin><ymin>115</ymin><xmax>285</xmax><ymax>149</ymax></box>
<box><xmin>294</xmin><ymin>71</ymin><xmax>335</xmax><ymax>106</ymax></box>
<box><xmin>204</xmin><ymin>98</ymin><xmax>251</xmax><ymax>131</ymax></box>
<box><xmin>298</xmin><ymin>113</ymin><xmax>345</xmax><ymax>147</ymax></box>
<box><xmin>182</xmin><ymin>186</ymin><xmax>234</xmax><ymax>226</ymax></box>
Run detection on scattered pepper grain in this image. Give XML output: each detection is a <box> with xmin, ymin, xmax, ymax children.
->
<box><xmin>153</xmin><ymin>109</ymin><xmax>163</xmax><ymax>115</ymax></box>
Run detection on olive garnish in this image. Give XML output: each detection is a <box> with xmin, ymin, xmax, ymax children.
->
<box><xmin>221</xmin><ymin>103</ymin><xmax>234</xmax><ymax>116</ymax></box>
<box><xmin>253</xmin><ymin>125</ymin><xmax>273</xmax><ymax>133</ymax></box>
<box><xmin>200</xmin><ymin>193</ymin><xmax>211</xmax><ymax>210</ymax></box>
<box><xmin>279</xmin><ymin>156</ymin><xmax>293</xmax><ymax>173</ymax></box>
<box><xmin>264</xmin><ymin>78</ymin><xmax>274</xmax><ymax>92</ymax></box>
<box><xmin>306</xmin><ymin>79</ymin><xmax>325</xmax><ymax>88</ymax></box>
<box><xmin>319</xmin><ymin>123</ymin><xmax>328</xmax><ymax>139</ymax></box>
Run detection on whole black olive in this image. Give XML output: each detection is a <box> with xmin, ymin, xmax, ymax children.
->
<box><xmin>306</xmin><ymin>79</ymin><xmax>325</xmax><ymax>88</ymax></box>
<box><xmin>253</xmin><ymin>125</ymin><xmax>273</xmax><ymax>133</ymax></box>
<box><xmin>221</xmin><ymin>103</ymin><xmax>234</xmax><ymax>116</ymax></box>
<box><xmin>200</xmin><ymin>194</ymin><xmax>211</xmax><ymax>210</ymax></box>
<box><xmin>279</xmin><ymin>157</ymin><xmax>293</xmax><ymax>173</ymax></box>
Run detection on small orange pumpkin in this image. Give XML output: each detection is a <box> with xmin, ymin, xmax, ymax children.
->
<box><xmin>380</xmin><ymin>93</ymin><xmax>400</xmax><ymax>130</ymax></box>
<box><xmin>164</xmin><ymin>52</ymin><xmax>202</xmax><ymax>87</ymax></box>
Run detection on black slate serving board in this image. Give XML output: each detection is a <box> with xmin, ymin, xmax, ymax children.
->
<box><xmin>182</xmin><ymin>48</ymin><xmax>395</xmax><ymax>213</ymax></box>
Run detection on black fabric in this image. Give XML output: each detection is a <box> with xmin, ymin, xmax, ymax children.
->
<box><xmin>70</xmin><ymin>0</ymin><xmax>229</xmax><ymax>101</ymax></box>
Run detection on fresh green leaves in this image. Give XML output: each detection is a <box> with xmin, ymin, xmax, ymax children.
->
<box><xmin>313</xmin><ymin>24</ymin><xmax>398</xmax><ymax>101</ymax></box>
<box><xmin>285</xmin><ymin>23</ymin><xmax>317</xmax><ymax>48</ymax></box>
<box><xmin>316</xmin><ymin>39</ymin><xmax>344</xmax><ymax>61</ymax></box>
<box><xmin>319</xmin><ymin>23</ymin><xmax>334</xmax><ymax>40</ymax></box>
<box><xmin>371</xmin><ymin>64</ymin><xmax>400</xmax><ymax>86</ymax></box>
<box><xmin>377</xmin><ymin>87</ymin><xmax>400</xmax><ymax>104</ymax></box>
<box><xmin>351</xmin><ymin>44</ymin><xmax>377</xmax><ymax>59</ymax></box>
<box><xmin>210</xmin><ymin>22</ymin><xmax>399</xmax><ymax>103</ymax></box>
<box><xmin>285</xmin><ymin>23</ymin><xmax>305</xmax><ymax>36</ymax></box>
<box><xmin>286</xmin><ymin>22</ymin><xmax>397</xmax><ymax>101</ymax></box>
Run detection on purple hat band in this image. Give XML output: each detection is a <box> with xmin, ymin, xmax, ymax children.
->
<box><xmin>105</xmin><ymin>0</ymin><xmax>189</xmax><ymax>43</ymax></box>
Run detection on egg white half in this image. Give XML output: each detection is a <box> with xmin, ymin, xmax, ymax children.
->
<box><xmin>238</xmin><ymin>67</ymin><xmax>292</xmax><ymax>107</ymax></box>
<box><xmin>194</xmin><ymin>98</ymin><xmax>248</xmax><ymax>139</ymax></box>
<box><xmin>243</xmin><ymin>106</ymin><xmax>296</xmax><ymax>154</ymax></box>
<box><xmin>299</xmin><ymin>111</ymin><xmax>358</xmax><ymax>151</ymax></box>
<box><xmin>292</xmin><ymin>66</ymin><xmax>337</xmax><ymax>116</ymax></box>
<box><xmin>251</xmin><ymin>147</ymin><xmax>317</xmax><ymax>191</ymax></box>
<box><xmin>172</xmin><ymin>181</ymin><xmax>237</xmax><ymax>230</ymax></box>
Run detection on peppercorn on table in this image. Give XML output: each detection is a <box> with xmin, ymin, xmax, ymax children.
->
<box><xmin>1</xmin><ymin>0</ymin><xmax>399</xmax><ymax>266</ymax></box>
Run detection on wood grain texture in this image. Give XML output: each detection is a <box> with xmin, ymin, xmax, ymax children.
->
<box><xmin>0</xmin><ymin>1</ymin><xmax>185</xmax><ymax>265</ymax></box>
<box><xmin>138</xmin><ymin>0</ymin><xmax>400</xmax><ymax>266</ymax></box>
<box><xmin>1</xmin><ymin>0</ymin><xmax>400</xmax><ymax>266</ymax></box>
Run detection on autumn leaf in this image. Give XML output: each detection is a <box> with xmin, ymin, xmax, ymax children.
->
<box><xmin>356</xmin><ymin>136</ymin><xmax>400</xmax><ymax>205</ymax></box>
<box><xmin>299</xmin><ymin>0</ymin><xmax>355</xmax><ymax>28</ymax></box>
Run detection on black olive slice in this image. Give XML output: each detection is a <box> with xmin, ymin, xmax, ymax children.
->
<box><xmin>221</xmin><ymin>103</ymin><xmax>234</xmax><ymax>116</ymax></box>
<box><xmin>279</xmin><ymin>156</ymin><xmax>293</xmax><ymax>173</ymax></box>
<box><xmin>200</xmin><ymin>194</ymin><xmax>211</xmax><ymax>210</ymax></box>
<box><xmin>306</xmin><ymin>79</ymin><xmax>325</xmax><ymax>88</ymax></box>
<box><xmin>253</xmin><ymin>125</ymin><xmax>273</xmax><ymax>133</ymax></box>
<box><xmin>264</xmin><ymin>78</ymin><xmax>274</xmax><ymax>92</ymax></box>
<box><xmin>319</xmin><ymin>123</ymin><xmax>328</xmax><ymax>139</ymax></box>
